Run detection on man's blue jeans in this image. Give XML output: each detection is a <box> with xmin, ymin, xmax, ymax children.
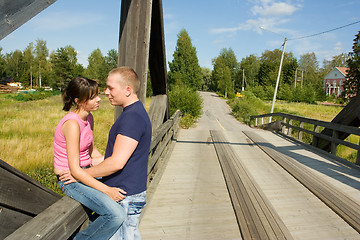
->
<box><xmin>58</xmin><ymin>181</ymin><xmax>126</xmax><ymax>240</ymax></box>
<box><xmin>110</xmin><ymin>191</ymin><xmax>146</xmax><ymax>240</ymax></box>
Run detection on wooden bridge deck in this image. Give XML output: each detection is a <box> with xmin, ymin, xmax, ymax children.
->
<box><xmin>139</xmin><ymin>127</ymin><xmax>360</xmax><ymax>239</ymax></box>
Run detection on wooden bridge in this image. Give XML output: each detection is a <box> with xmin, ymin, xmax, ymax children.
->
<box><xmin>1</xmin><ymin>1</ymin><xmax>360</xmax><ymax>239</ymax></box>
<box><xmin>138</xmin><ymin>92</ymin><xmax>360</xmax><ymax>239</ymax></box>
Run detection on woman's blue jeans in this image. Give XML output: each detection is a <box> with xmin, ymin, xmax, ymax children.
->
<box><xmin>58</xmin><ymin>181</ymin><xmax>126</xmax><ymax>240</ymax></box>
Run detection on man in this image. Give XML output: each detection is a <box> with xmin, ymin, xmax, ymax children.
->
<box><xmin>86</xmin><ymin>66</ymin><xmax>152</xmax><ymax>239</ymax></box>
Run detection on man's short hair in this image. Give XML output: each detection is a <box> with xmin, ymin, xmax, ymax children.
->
<box><xmin>109</xmin><ymin>66</ymin><xmax>140</xmax><ymax>93</ymax></box>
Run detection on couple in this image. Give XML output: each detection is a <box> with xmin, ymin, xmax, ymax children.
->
<box><xmin>54</xmin><ymin>66</ymin><xmax>152</xmax><ymax>240</ymax></box>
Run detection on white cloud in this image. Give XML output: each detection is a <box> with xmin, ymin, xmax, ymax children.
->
<box><xmin>252</xmin><ymin>2</ymin><xmax>299</xmax><ymax>16</ymax></box>
<box><xmin>209</xmin><ymin>1</ymin><xmax>301</xmax><ymax>37</ymax></box>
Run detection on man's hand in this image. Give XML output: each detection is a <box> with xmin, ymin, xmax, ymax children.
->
<box><xmin>59</xmin><ymin>170</ymin><xmax>78</xmax><ymax>185</ymax></box>
<box><xmin>104</xmin><ymin>187</ymin><xmax>127</xmax><ymax>202</ymax></box>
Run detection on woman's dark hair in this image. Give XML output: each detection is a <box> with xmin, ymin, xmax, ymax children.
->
<box><xmin>62</xmin><ymin>76</ymin><xmax>99</xmax><ymax>111</ymax></box>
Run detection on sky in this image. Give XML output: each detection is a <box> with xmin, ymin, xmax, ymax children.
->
<box><xmin>1</xmin><ymin>0</ymin><xmax>360</xmax><ymax>70</ymax></box>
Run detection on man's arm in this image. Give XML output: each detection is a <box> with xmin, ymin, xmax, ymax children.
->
<box><xmin>86</xmin><ymin>134</ymin><xmax>138</xmax><ymax>178</ymax></box>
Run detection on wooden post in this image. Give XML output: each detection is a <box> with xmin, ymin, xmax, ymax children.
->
<box><xmin>298</xmin><ymin>121</ymin><xmax>304</xmax><ymax>141</ymax></box>
<box><xmin>115</xmin><ymin>0</ymin><xmax>153</xmax><ymax>120</ymax></box>
<box><xmin>255</xmin><ymin>118</ymin><xmax>258</xmax><ymax>127</ymax></box>
<box><xmin>288</xmin><ymin>119</ymin><xmax>293</xmax><ymax>136</ymax></box>
<box><xmin>331</xmin><ymin>129</ymin><xmax>338</xmax><ymax>155</ymax></box>
<box><xmin>282</xmin><ymin>117</ymin><xmax>287</xmax><ymax>134</ymax></box>
<box><xmin>357</xmin><ymin>139</ymin><xmax>360</xmax><ymax>166</ymax></box>
<box><xmin>149</xmin><ymin>0</ymin><xmax>169</xmax><ymax>122</ymax></box>
<box><xmin>312</xmin><ymin>125</ymin><xmax>319</xmax><ymax>147</ymax></box>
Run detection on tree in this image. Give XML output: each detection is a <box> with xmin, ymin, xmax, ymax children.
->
<box><xmin>322</xmin><ymin>53</ymin><xmax>348</xmax><ymax>75</ymax></box>
<box><xmin>344</xmin><ymin>31</ymin><xmax>360</xmax><ymax>96</ymax></box>
<box><xmin>0</xmin><ymin>47</ymin><xmax>6</xmax><ymax>79</ymax></box>
<box><xmin>168</xmin><ymin>29</ymin><xmax>202</xmax><ymax>90</ymax></box>
<box><xmin>34</xmin><ymin>39</ymin><xmax>49</xmax><ymax>87</ymax></box>
<box><xmin>298</xmin><ymin>52</ymin><xmax>320</xmax><ymax>86</ymax></box>
<box><xmin>257</xmin><ymin>49</ymin><xmax>296</xmax><ymax>87</ymax></box>
<box><xmin>22</xmin><ymin>43</ymin><xmax>35</xmax><ymax>87</ymax></box>
<box><xmin>5</xmin><ymin>50</ymin><xmax>23</xmax><ymax>81</ymax></box>
<box><xmin>201</xmin><ymin>67</ymin><xmax>211</xmax><ymax>91</ymax></box>
<box><xmin>49</xmin><ymin>46</ymin><xmax>83</xmax><ymax>90</ymax></box>
<box><xmin>218</xmin><ymin>48</ymin><xmax>239</xmax><ymax>88</ymax></box>
<box><xmin>239</xmin><ymin>54</ymin><xmax>260</xmax><ymax>88</ymax></box>
<box><xmin>50</xmin><ymin>48</ymin><xmax>72</xmax><ymax>91</ymax></box>
<box><xmin>211</xmin><ymin>56</ymin><xmax>233</xmax><ymax>96</ymax></box>
<box><xmin>85</xmin><ymin>48</ymin><xmax>107</xmax><ymax>87</ymax></box>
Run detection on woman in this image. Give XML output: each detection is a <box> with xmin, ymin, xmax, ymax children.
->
<box><xmin>54</xmin><ymin>76</ymin><xmax>126</xmax><ymax>240</ymax></box>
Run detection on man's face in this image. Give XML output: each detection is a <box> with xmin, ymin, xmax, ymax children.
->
<box><xmin>105</xmin><ymin>73</ymin><xmax>126</xmax><ymax>106</ymax></box>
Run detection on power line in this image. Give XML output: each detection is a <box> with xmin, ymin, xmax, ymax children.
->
<box><xmin>288</xmin><ymin>20</ymin><xmax>360</xmax><ymax>41</ymax></box>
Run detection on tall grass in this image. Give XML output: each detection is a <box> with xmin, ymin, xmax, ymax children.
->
<box><xmin>0</xmin><ymin>94</ymin><xmax>150</xmax><ymax>194</ymax></box>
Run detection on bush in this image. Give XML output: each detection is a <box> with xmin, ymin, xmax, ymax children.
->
<box><xmin>230</xmin><ymin>91</ymin><xmax>266</xmax><ymax>124</ymax></box>
<box><xmin>5</xmin><ymin>90</ymin><xmax>61</xmax><ymax>102</ymax></box>
<box><xmin>168</xmin><ymin>84</ymin><xmax>203</xmax><ymax>119</ymax></box>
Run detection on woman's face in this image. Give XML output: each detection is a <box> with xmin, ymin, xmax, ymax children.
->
<box><xmin>82</xmin><ymin>94</ymin><xmax>101</xmax><ymax>112</ymax></box>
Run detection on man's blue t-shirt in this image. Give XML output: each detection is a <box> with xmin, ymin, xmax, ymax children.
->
<box><xmin>101</xmin><ymin>100</ymin><xmax>152</xmax><ymax>196</ymax></box>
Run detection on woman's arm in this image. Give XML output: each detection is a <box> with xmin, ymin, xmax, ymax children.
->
<box><xmin>62</xmin><ymin>120</ymin><xmax>126</xmax><ymax>201</ymax></box>
<box><xmin>88</xmin><ymin>114</ymin><xmax>104</xmax><ymax>166</ymax></box>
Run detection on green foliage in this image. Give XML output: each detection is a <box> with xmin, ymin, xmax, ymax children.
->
<box><xmin>5</xmin><ymin>90</ymin><xmax>61</xmax><ymax>102</ymax></box>
<box><xmin>168</xmin><ymin>84</ymin><xmax>202</xmax><ymax>120</ymax></box>
<box><xmin>239</xmin><ymin>54</ymin><xmax>260</xmax><ymax>88</ymax></box>
<box><xmin>229</xmin><ymin>91</ymin><xmax>267</xmax><ymax>124</ymax></box>
<box><xmin>344</xmin><ymin>31</ymin><xmax>360</xmax><ymax>96</ymax></box>
<box><xmin>168</xmin><ymin>29</ymin><xmax>202</xmax><ymax>90</ymax></box>
<box><xmin>49</xmin><ymin>46</ymin><xmax>83</xmax><ymax>91</ymax></box>
<box><xmin>179</xmin><ymin>113</ymin><xmax>196</xmax><ymax>129</ymax></box>
<box><xmin>26</xmin><ymin>165</ymin><xmax>63</xmax><ymax>195</ymax></box>
<box><xmin>201</xmin><ymin>67</ymin><xmax>212</xmax><ymax>91</ymax></box>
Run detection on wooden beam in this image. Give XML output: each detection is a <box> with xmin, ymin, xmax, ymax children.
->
<box><xmin>149</xmin><ymin>0</ymin><xmax>169</xmax><ymax>122</ymax></box>
<box><xmin>115</xmin><ymin>0</ymin><xmax>152</xmax><ymax>119</ymax></box>
<box><xmin>5</xmin><ymin>196</ymin><xmax>88</xmax><ymax>240</ymax></box>
<box><xmin>0</xmin><ymin>159</ymin><xmax>60</xmax><ymax>238</ymax></box>
<box><xmin>148</xmin><ymin>94</ymin><xmax>167</xmax><ymax>131</ymax></box>
<box><xmin>317</xmin><ymin>93</ymin><xmax>360</xmax><ymax>151</ymax></box>
<box><xmin>0</xmin><ymin>0</ymin><xmax>57</xmax><ymax>40</ymax></box>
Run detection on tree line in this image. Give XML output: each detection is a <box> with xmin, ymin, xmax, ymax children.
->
<box><xmin>0</xmin><ymin>39</ymin><xmax>117</xmax><ymax>91</ymax></box>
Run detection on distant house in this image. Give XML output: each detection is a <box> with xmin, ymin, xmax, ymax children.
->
<box><xmin>324</xmin><ymin>67</ymin><xmax>349</xmax><ymax>97</ymax></box>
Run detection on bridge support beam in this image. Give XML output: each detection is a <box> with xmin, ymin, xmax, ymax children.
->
<box><xmin>116</xmin><ymin>0</ymin><xmax>168</xmax><ymax>124</ymax></box>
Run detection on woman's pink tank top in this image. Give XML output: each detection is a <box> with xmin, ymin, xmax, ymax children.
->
<box><xmin>54</xmin><ymin>112</ymin><xmax>93</xmax><ymax>170</ymax></box>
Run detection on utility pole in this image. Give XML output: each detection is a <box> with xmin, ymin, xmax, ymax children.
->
<box><xmin>269</xmin><ymin>37</ymin><xmax>287</xmax><ymax>122</ymax></box>
<box><xmin>242</xmin><ymin>69</ymin><xmax>245</xmax><ymax>91</ymax></box>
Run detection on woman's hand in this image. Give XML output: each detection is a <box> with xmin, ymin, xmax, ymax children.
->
<box><xmin>59</xmin><ymin>170</ymin><xmax>78</xmax><ymax>184</ymax></box>
<box><xmin>105</xmin><ymin>187</ymin><xmax>127</xmax><ymax>202</ymax></box>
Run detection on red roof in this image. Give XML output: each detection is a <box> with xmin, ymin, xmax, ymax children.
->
<box><xmin>336</xmin><ymin>67</ymin><xmax>349</xmax><ymax>76</ymax></box>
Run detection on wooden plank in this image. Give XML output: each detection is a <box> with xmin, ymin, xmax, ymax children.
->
<box><xmin>5</xmin><ymin>196</ymin><xmax>88</xmax><ymax>240</ymax></box>
<box><xmin>0</xmin><ymin>0</ymin><xmax>57</xmax><ymax>40</ymax></box>
<box><xmin>244</xmin><ymin>131</ymin><xmax>360</xmax><ymax>233</ymax></box>
<box><xmin>0</xmin><ymin>207</ymin><xmax>33</xmax><ymax>239</ymax></box>
<box><xmin>148</xmin><ymin>94</ymin><xmax>167</xmax><ymax>131</ymax></box>
<box><xmin>0</xmin><ymin>161</ymin><xmax>60</xmax><ymax>215</ymax></box>
<box><xmin>211</xmin><ymin>130</ymin><xmax>293</xmax><ymax>240</ymax></box>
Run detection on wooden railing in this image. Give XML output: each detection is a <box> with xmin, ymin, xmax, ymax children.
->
<box><xmin>250</xmin><ymin>112</ymin><xmax>360</xmax><ymax>166</ymax></box>
<box><xmin>4</xmin><ymin>110</ymin><xmax>182</xmax><ymax>239</ymax></box>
